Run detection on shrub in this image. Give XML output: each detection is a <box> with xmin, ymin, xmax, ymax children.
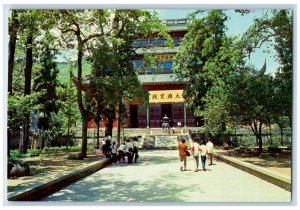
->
<box><xmin>240</xmin><ymin>134</ymin><xmax>257</xmax><ymax>148</ymax></box>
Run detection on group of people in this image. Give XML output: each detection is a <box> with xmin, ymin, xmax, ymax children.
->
<box><xmin>178</xmin><ymin>137</ymin><xmax>214</xmax><ymax>172</ymax></box>
<box><xmin>102</xmin><ymin>136</ymin><xmax>139</xmax><ymax>164</ymax></box>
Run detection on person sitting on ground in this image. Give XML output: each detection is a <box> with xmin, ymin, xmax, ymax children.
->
<box><xmin>206</xmin><ymin>138</ymin><xmax>214</xmax><ymax>166</ymax></box>
<box><xmin>178</xmin><ymin>138</ymin><xmax>188</xmax><ymax>171</ymax></box>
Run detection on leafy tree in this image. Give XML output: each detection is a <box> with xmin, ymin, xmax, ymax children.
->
<box><xmin>10</xmin><ymin>10</ymin><xmax>46</xmax><ymax>154</ymax></box>
<box><xmin>57</xmin><ymin>80</ymin><xmax>81</xmax><ymax>147</ymax></box>
<box><xmin>32</xmin><ymin>30</ymin><xmax>60</xmax><ymax>149</ymax></box>
<box><xmin>57</xmin><ymin>9</ymin><xmax>110</xmax><ymax>157</ymax></box>
<box><xmin>8</xmin><ymin>10</ymin><xmax>19</xmax><ymax>95</ymax></box>
<box><xmin>199</xmin><ymin>37</ymin><xmax>245</xmax><ymax>146</ymax></box>
<box><xmin>230</xmin><ymin>72</ymin><xmax>274</xmax><ymax>154</ymax></box>
<box><xmin>89</xmin><ymin>10</ymin><xmax>169</xmax><ymax>144</ymax></box>
<box><xmin>242</xmin><ymin>10</ymin><xmax>292</xmax><ymax>126</ymax></box>
<box><xmin>173</xmin><ymin>10</ymin><xmax>230</xmax><ymax>144</ymax></box>
<box><xmin>8</xmin><ymin>93</ymin><xmax>41</xmax><ymax>153</ymax></box>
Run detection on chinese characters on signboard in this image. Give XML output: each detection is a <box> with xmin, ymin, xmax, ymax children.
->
<box><xmin>149</xmin><ymin>90</ymin><xmax>184</xmax><ymax>103</ymax></box>
<box><xmin>154</xmin><ymin>53</ymin><xmax>175</xmax><ymax>61</ymax></box>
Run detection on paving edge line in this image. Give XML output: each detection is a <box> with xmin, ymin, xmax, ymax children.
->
<box><xmin>7</xmin><ymin>158</ymin><xmax>112</xmax><ymax>201</ymax></box>
<box><xmin>215</xmin><ymin>153</ymin><xmax>291</xmax><ymax>192</ymax></box>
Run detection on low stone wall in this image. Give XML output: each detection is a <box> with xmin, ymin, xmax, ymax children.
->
<box><xmin>7</xmin><ymin>158</ymin><xmax>112</xmax><ymax>201</ymax></box>
<box><xmin>214</xmin><ymin>153</ymin><xmax>291</xmax><ymax>192</ymax></box>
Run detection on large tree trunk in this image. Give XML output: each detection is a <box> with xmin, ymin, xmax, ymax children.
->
<box><xmin>258</xmin><ymin>122</ymin><xmax>263</xmax><ymax>154</ymax></box>
<box><xmin>268</xmin><ymin>121</ymin><xmax>272</xmax><ymax>145</ymax></box>
<box><xmin>221</xmin><ymin>122</ymin><xmax>229</xmax><ymax>148</ymax></box>
<box><xmin>7</xmin><ymin>128</ymin><xmax>11</xmax><ymax>157</ymax></box>
<box><xmin>19</xmin><ymin>125</ymin><xmax>29</xmax><ymax>154</ymax></box>
<box><xmin>106</xmin><ymin>117</ymin><xmax>113</xmax><ymax>137</ymax></box>
<box><xmin>251</xmin><ymin>120</ymin><xmax>263</xmax><ymax>155</ymax></box>
<box><xmin>280</xmin><ymin>125</ymin><xmax>284</xmax><ymax>146</ymax></box>
<box><xmin>67</xmin><ymin>116</ymin><xmax>70</xmax><ymax>148</ymax></box>
<box><xmin>96</xmin><ymin>120</ymin><xmax>100</xmax><ymax>149</ymax></box>
<box><xmin>117</xmin><ymin>101</ymin><xmax>122</xmax><ymax>145</ymax></box>
<box><xmin>76</xmin><ymin>40</ymin><xmax>90</xmax><ymax>158</ymax></box>
<box><xmin>19</xmin><ymin>35</ymin><xmax>33</xmax><ymax>154</ymax></box>
<box><xmin>41</xmin><ymin>135</ymin><xmax>45</xmax><ymax>150</ymax></box>
<box><xmin>8</xmin><ymin>10</ymin><xmax>18</xmax><ymax>94</ymax></box>
<box><xmin>81</xmin><ymin>116</ymin><xmax>88</xmax><ymax>157</ymax></box>
<box><xmin>24</xmin><ymin>35</ymin><xmax>33</xmax><ymax>95</ymax></box>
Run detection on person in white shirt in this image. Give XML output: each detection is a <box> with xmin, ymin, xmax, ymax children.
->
<box><xmin>126</xmin><ymin>139</ymin><xmax>134</xmax><ymax>164</ymax></box>
<box><xmin>191</xmin><ymin>138</ymin><xmax>200</xmax><ymax>172</ymax></box>
<box><xmin>199</xmin><ymin>140</ymin><xmax>208</xmax><ymax>171</ymax></box>
<box><xmin>206</xmin><ymin>138</ymin><xmax>214</xmax><ymax>166</ymax></box>
<box><xmin>111</xmin><ymin>142</ymin><xmax>117</xmax><ymax>162</ymax></box>
<box><xmin>117</xmin><ymin>142</ymin><xmax>126</xmax><ymax>163</ymax></box>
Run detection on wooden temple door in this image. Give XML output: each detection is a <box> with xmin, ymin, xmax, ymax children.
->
<box><xmin>172</xmin><ymin>103</ymin><xmax>184</xmax><ymax>127</ymax></box>
<box><xmin>149</xmin><ymin>104</ymin><xmax>161</xmax><ymax>128</ymax></box>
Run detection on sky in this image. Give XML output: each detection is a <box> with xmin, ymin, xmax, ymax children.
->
<box><xmin>156</xmin><ymin>9</ymin><xmax>280</xmax><ymax>74</ymax></box>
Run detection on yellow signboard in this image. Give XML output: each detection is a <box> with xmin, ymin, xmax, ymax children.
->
<box><xmin>149</xmin><ymin>90</ymin><xmax>184</xmax><ymax>103</ymax></box>
<box><xmin>154</xmin><ymin>54</ymin><xmax>175</xmax><ymax>61</ymax></box>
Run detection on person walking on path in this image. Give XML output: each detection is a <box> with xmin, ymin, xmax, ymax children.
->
<box><xmin>178</xmin><ymin>138</ymin><xmax>188</xmax><ymax>171</ymax></box>
<box><xmin>126</xmin><ymin>139</ymin><xmax>134</xmax><ymax>164</ymax></box>
<box><xmin>111</xmin><ymin>142</ymin><xmax>117</xmax><ymax>163</ymax></box>
<box><xmin>206</xmin><ymin>138</ymin><xmax>214</xmax><ymax>166</ymax></box>
<box><xmin>191</xmin><ymin>138</ymin><xmax>200</xmax><ymax>172</ymax></box>
<box><xmin>117</xmin><ymin>142</ymin><xmax>126</xmax><ymax>163</ymax></box>
<box><xmin>132</xmin><ymin>137</ymin><xmax>139</xmax><ymax>163</ymax></box>
<box><xmin>199</xmin><ymin>140</ymin><xmax>208</xmax><ymax>171</ymax></box>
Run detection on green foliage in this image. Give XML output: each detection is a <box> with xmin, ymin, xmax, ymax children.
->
<box><xmin>241</xmin><ymin>10</ymin><xmax>292</xmax><ymax>126</ymax></box>
<box><xmin>174</xmin><ymin>10</ymin><xmax>229</xmax><ymax>111</ymax></box>
<box><xmin>239</xmin><ymin>134</ymin><xmax>257</xmax><ymax>148</ymax></box>
<box><xmin>41</xmin><ymin>146</ymin><xmax>81</xmax><ymax>153</ymax></box>
<box><xmin>56</xmin><ymin>80</ymin><xmax>80</xmax><ymax>136</ymax></box>
<box><xmin>8</xmin><ymin>149</ymin><xmax>31</xmax><ymax>162</ymax></box>
<box><xmin>174</xmin><ymin>10</ymin><xmax>241</xmax><ymax>139</ymax></box>
<box><xmin>57</xmin><ymin>60</ymin><xmax>91</xmax><ymax>82</ymax></box>
<box><xmin>8</xmin><ymin>146</ymin><xmax>81</xmax><ymax>162</ymax></box>
<box><xmin>86</xmin><ymin>9</ymin><xmax>163</xmax><ymax>138</ymax></box>
<box><xmin>8</xmin><ymin>92</ymin><xmax>41</xmax><ymax>134</ymax></box>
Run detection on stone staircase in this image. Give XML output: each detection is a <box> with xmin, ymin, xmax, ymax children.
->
<box><xmin>140</xmin><ymin>133</ymin><xmax>192</xmax><ymax>150</ymax></box>
<box><xmin>86</xmin><ymin>127</ymin><xmax>194</xmax><ymax>150</ymax></box>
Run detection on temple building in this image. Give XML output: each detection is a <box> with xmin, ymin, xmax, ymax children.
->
<box><xmin>128</xmin><ymin>18</ymin><xmax>196</xmax><ymax>128</ymax></box>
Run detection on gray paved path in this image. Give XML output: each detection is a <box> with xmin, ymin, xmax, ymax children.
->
<box><xmin>42</xmin><ymin>150</ymin><xmax>291</xmax><ymax>203</ymax></box>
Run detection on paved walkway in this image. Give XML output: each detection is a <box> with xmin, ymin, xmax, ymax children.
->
<box><xmin>42</xmin><ymin>150</ymin><xmax>291</xmax><ymax>203</ymax></box>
